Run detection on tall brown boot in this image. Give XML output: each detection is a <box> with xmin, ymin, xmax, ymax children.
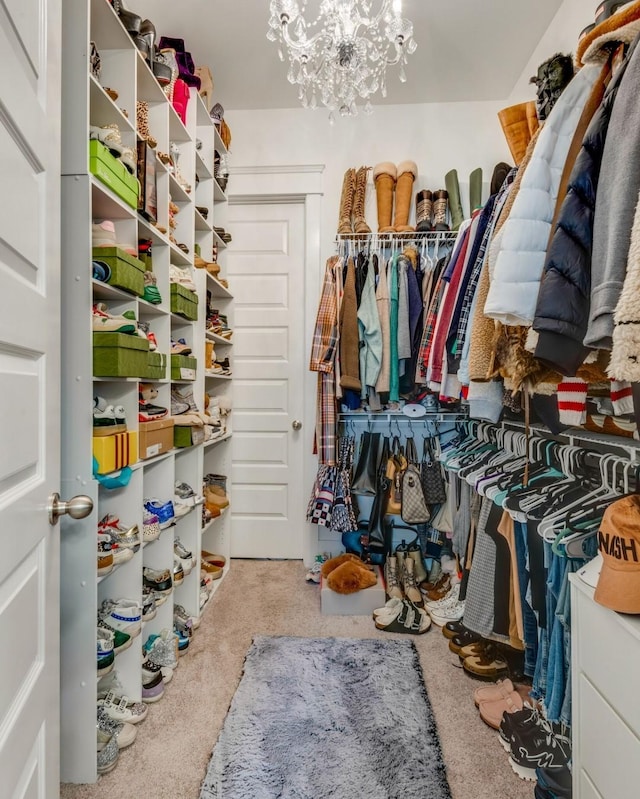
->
<box><xmin>353</xmin><ymin>166</ymin><xmax>371</xmax><ymax>234</ymax></box>
<box><xmin>415</xmin><ymin>190</ymin><xmax>433</xmax><ymax>232</ymax></box>
<box><xmin>373</xmin><ymin>162</ymin><xmax>396</xmax><ymax>233</ymax></box>
<box><xmin>433</xmin><ymin>189</ymin><xmax>450</xmax><ymax>231</ymax></box>
<box><xmin>337</xmin><ymin>168</ymin><xmax>356</xmax><ymax>234</ymax></box>
<box><xmin>393</xmin><ymin>160</ymin><xmax>418</xmax><ymax>232</ymax></box>
<box><xmin>498</xmin><ymin>102</ymin><xmax>537</xmax><ymax>166</ymax></box>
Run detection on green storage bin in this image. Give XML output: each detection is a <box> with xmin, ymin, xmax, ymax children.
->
<box><xmin>93</xmin><ymin>331</ymin><xmax>149</xmax><ymax>377</ymax></box>
<box><xmin>141</xmin><ymin>351</ymin><xmax>166</xmax><ymax>380</ymax></box>
<box><xmin>170</xmin><ymin>354</ymin><xmax>197</xmax><ymax>381</ymax></box>
<box><xmin>89</xmin><ymin>139</ymin><xmax>140</xmax><ymax>209</ymax></box>
<box><xmin>170</xmin><ymin>283</ymin><xmax>198</xmax><ymax>321</ymax></box>
<box><xmin>92</xmin><ymin>246</ymin><xmax>145</xmax><ymax>297</ymax></box>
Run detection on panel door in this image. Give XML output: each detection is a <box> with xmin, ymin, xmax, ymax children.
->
<box><xmin>0</xmin><ymin>0</ymin><xmax>62</xmax><ymax>797</ymax></box>
<box><xmin>226</xmin><ymin>201</ymin><xmax>306</xmax><ymax>558</ymax></box>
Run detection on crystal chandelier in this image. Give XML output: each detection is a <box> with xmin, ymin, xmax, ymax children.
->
<box><xmin>267</xmin><ymin>0</ymin><xmax>417</xmax><ymax>120</ymax></box>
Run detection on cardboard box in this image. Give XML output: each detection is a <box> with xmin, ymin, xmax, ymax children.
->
<box><xmin>89</xmin><ymin>139</ymin><xmax>140</xmax><ymax>209</ymax></box>
<box><xmin>93</xmin><ymin>431</ymin><xmax>138</xmax><ymax>475</ymax></box>
<box><xmin>170</xmin><ymin>283</ymin><xmax>198</xmax><ymax>321</ymax></box>
<box><xmin>93</xmin><ymin>331</ymin><xmax>149</xmax><ymax>378</ymax></box>
<box><xmin>139</xmin><ymin>417</ymin><xmax>175</xmax><ymax>460</ymax></box>
<box><xmin>92</xmin><ymin>246</ymin><xmax>145</xmax><ymax>297</ymax></box>
<box><xmin>320</xmin><ymin>566</ymin><xmax>385</xmax><ymax>615</ymax></box>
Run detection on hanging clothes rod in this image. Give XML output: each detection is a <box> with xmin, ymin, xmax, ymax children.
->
<box><xmin>335</xmin><ymin>231</ymin><xmax>458</xmax><ymax>244</ymax></box>
<box><xmin>339</xmin><ymin>411</ymin><xmax>467</xmax><ymax>423</ymax></box>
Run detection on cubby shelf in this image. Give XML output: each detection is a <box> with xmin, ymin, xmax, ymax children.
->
<box><xmin>61</xmin><ymin>1</ymin><xmax>233</xmax><ymax>784</ymax></box>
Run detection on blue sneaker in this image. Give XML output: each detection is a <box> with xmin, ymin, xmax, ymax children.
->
<box><xmin>144</xmin><ymin>499</ymin><xmax>175</xmax><ymax>529</ymax></box>
<box><xmin>174</xmin><ymin>626</ymin><xmax>190</xmax><ymax>656</ymax></box>
<box><xmin>92</xmin><ymin>259</ymin><xmax>111</xmax><ymax>282</ymax></box>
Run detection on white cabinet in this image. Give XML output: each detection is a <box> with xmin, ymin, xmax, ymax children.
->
<box><xmin>570</xmin><ymin>575</ymin><xmax>640</xmax><ymax>799</ymax></box>
<box><xmin>59</xmin><ymin>0</ymin><xmax>233</xmax><ymax>783</ymax></box>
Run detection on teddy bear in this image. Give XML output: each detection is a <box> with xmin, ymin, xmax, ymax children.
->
<box><xmin>321</xmin><ymin>553</ymin><xmax>378</xmax><ymax>595</ymax></box>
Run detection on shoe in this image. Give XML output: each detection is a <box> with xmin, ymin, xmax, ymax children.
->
<box><xmin>375</xmin><ymin>599</ymin><xmax>431</xmax><ymax>635</ymax></box>
<box><xmin>142</xmin><ymin>509</ymin><xmax>161</xmax><ymax>542</ymax></box>
<box><xmin>445</xmin><ymin>169</ymin><xmax>464</xmax><ymax>230</ymax></box>
<box><xmin>98</xmin><ymin>691</ymin><xmax>148</xmax><ymax>725</ymax></box>
<box><xmin>173</xmin><ymin>557</ymin><xmax>185</xmax><ymax>585</ymax></box>
<box><xmin>448</xmin><ymin>628</ymin><xmax>482</xmax><ymax>654</ymax></box>
<box><xmin>144</xmin><ymin>629</ymin><xmax>179</xmax><ymax>670</ymax></box>
<box><xmin>92</xmin><ymin>303</ymin><xmax>136</xmax><ymax>334</ymax></box>
<box><xmin>432</xmin><ymin>189</ymin><xmax>450</xmax><ymax>231</ymax></box>
<box><xmin>99</xmin><ymin>514</ymin><xmax>140</xmax><ymax>554</ymax></box>
<box><xmin>142</xmin><ymin>270</ymin><xmax>163</xmax><ymax>304</ymax></box>
<box><xmin>169</xmin><ymin>264</ymin><xmax>197</xmax><ymax>292</ymax></box>
<box><xmin>201</xmin><ymin>560</ymin><xmax>223</xmax><ymax>579</ymax></box>
<box><xmin>171</xmin><ymin>339</ymin><xmax>192</xmax><ymax>355</ymax></box>
<box><xmin>305</xmin><ymin>554</ymin><xmax>326</xmax><ymax>584</ymax></box>
<box><xmin>463</xmin><ymin>642</ymin><xmax>509</xmax><ymax>681</ymax></box>
<box><xmin>96</xmin><ymin>617</ymin><xmax>131</xmax><ymax>656</ymax></box>
<box><xmin>97</xmin><ymin>728</ymin><xmax>119</xmax><ymax>774</ymax></box>
<box><xmin>174</xmin><ymin>537</ymin><xmax>195</xmax><ymax>570</ymax></box>
<box><xmin>392</xmin><ymin>161</ymin><xmax>418</xmax><ymax>233</ymax></box>
<box><xmin>175</xmin><ymin>481</ymin><xmax>200</xmax><ymax>507</ymax></box>
<box><xmin>97</xmin><ymin>533</ymin><xmax>114</xmax><ymax>577</ymax></box>
<box><xmin>92</xmin><ymin>259</ymin><xmax>112</xmax><ymax>282</ymax></box>
<box><xmin>174</xmin><ymin>603</ymin><xmax>196</xmax><ymax>633</ymax></box>
<box><xmin>97</xmin><ymin>705</ymin><xmax>137</xmax><ymax>749</ymax></box>
<box><xmin>401</xmin><ymin>557</ymin><xmax>423</xmax><ymax>606</ymax></box>
<box><xmin>99</xmin><ymin>598</ymin><xmax>141</xmax><ymax>639</ymax></box>
<box><xmin>143</xmin><ymin>567</ymin><xmax>172</xmax><ymax>595</ymax></box>
<box><xmin>141</xmin><ymin>590</ymin><xmax>156</xmax><ymax>622</ymax></box>
<box><xmin>422</xmin><ymin>572</ymin><xmax>451</xmax><ymax>601</ymax></box>
<box><xmin>478</xmin><ymin>690</ymin><xmax>527</xmax><ymax>730</ymax></box>
<box><xmin>407</xmin><ymin>545</ymin><xmax>428</xmax><ymax>585</ymax></box>
<box><xmin>201</xmin><ymin>550</ymin><xmax>226</xmax><ymax>568</ymax></box>
<box><xmin>442</xmin><ymin>619</ymin><xmax>466</xmax><ymax>640</ymax></box>
<box><xmin>204</xmin><ymin>484</ymin><xmax>229</xmax><ymax>509</ymax></box>
<box><xmin>93</xmin><ymin>396</ymin><xmax>127</xmax><ymax>436</ymax></box>
<box><xmin>425</xmin><ymin>582</ymin><xmax>460</xmax><ymax>610</ymax></box>
<box><xmin>535</xmin><ymin>762</ymin><xmax>572</xmax><ymax>799</ymax></box>
<box><xmin>336</xmin><ymin>167</ymin><xmax>356</xmax><ymax>234</ymax></box>
<box><xmin>373</xmin><ymin>162</ymin><xmax>397</xmax><ymax>233</ymax></box>
<box><xmin>430</xmin><ymin>593</ymin><xmax>465</xmax><ymax>626</ymax></box>
<box><xmin>97</xmin><ymin>627</ymin><xmax>115</xmax><ymax>675</ymax></box>
<box><xmin>141</xmin><ymin>656</ymin><xmax>173</xmax><ymax>685</ymax></box>
<box><xmin>353</xmin><ymin>165</ymin><xmax>371</xmax><ymax>234</ymax></box>
<box><xmin>474</xmin><ymin>678</ymin><xmax>531</xmax><ymax>708</ymax></box>
<box><xmin>174</xmin><ymin>626</ymin><xmax>190</xmax><ymax>655</ymax></box>
<box><xmin>141</xmin><ymin>669</ymin><xmax>165</xmax><ymax>703</ymax></box>
<box><xmin>508</xmin><ymin>717</ymin><xmax>571</xmax><ymax>781</ymax></box>
<box><xmin>144</xmin><ymin>498</ymin><xmax>175</xmax><ymax>528</ymax></box>
<box><xmin>415</xmin><ymin>189</ymin><xmax>433</xmax><ymax>232</ymax></box>
<box><xmin>138</xmin><ymin>401</ymin><xmax>168</xmax><ymax>422</ymax></box>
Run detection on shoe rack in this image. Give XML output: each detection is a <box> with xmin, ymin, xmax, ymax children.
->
<box><xmin>59</xmin><ymin>0</ymin><xmax>232</xmax><ymax>783</ymax></box>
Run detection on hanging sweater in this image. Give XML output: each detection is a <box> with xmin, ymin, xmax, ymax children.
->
<box><xmin>483</xmin><ymin>64</ymin><xmax>600</xmax><ymax>326</ymax></box>
<box><xmin>375</xmin><ymin>258</ymin><xmax>391</xmax><ymax>396</ymax></box>
<box><xmin>357</xmin><ymin>258</ymin><xmax>382</xmax><ymax>397</ymax></box>
<box><xmin>339</xmin><ymin>257</ymin><xmax>361</xmax><ymax>391</ymax></box>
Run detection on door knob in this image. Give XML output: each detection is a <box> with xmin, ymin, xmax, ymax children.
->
<box><xmin>292</xmin><ymin>420</ymin><xmax>302</xmax><ymax>431</ymax></box>
<box><xmin>48</xmin><ymin>492</ymin><xmax>94</xmax><ymax>526</ymax></box>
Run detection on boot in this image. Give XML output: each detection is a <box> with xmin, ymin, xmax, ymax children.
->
<box><xmin>384</xmin><ymin>556</ymin><xmax>403</xmax><ymax>600</ymax></box>
<box><xmin>469</xmin><ymin>168</ymin><xmax>483</xmax><ymax>212</ymax></box>
<box><xmin>498</xmin><ymin>102</ymin><xmax>536</xmax><ymax>166</ymax></box>
<box><xmin>408</xmin><ymin>547</ymin><xmax>428</xmax><ymax>584</ymax></box>
<box><xmin>205</xmin><ymin>341</ymin><xmax>214</xmax><ymax>370</ymax></box>
<box><xmin>373</xmin><ymin>162</ymin><xmax>396</xmax><ymax>233</ymax></box>
<box><xmin>402</xmin><ymin>557</ymin><xmax>423</xmax><ymax>606</ymax></box>
<box><xmin>432</xmin><ymin>189</ymin><xmax>450</xmax><ymax>231</ymax></box>
<box><xmin>392</xmin><ymin>160</ymin><xmax>418</xmax><ymax>232</ymax></box>
<box><xmin>445</xmin><ymin>169</ymin><xmax>464</xmax><ymax>230</ymax></box>
<box><xmin>337</xmin><ymin>168</ymin><xmax>356</xmax><ymax>234</ymax></box>
<box><xmin>490</xmin><ymin>162</ymin><xmax>511</xmax><ymax>195</ymax></box>
<box><xmin>352</xmin><ymin>166</ymin><xmax>371</xmax><ymax>234</ymax></box>
<box><xmin>415</xmin><ymin>190</ymin><xmax>433</xmax><ymax>232</ymax></box>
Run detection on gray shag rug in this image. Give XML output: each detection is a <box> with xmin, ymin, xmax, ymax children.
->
<box><xmin>200</xmin><ymin>635</ymin><xmax>452</xmax><ymax>799</ymax></box>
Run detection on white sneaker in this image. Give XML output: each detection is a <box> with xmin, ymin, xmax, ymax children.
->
<box><xmin>92</xmin><ymin>220</ymin><xmax>118</xmax><ymax>248</ymax></box>
<box><xmin>430</xmin><ymin>600</ymin><xmax>465</xmax><ymax>626</ymax></box>
<box><xmin>169</xmin><ymin>264</ymin><xmax>197</xmax><ymax>292</ymax></box>
<box><xmin>100</xmin><ymin>599</ymin><xmax>141</xmax><ymax>639</ymax></box>
<box><xmin>98</xmin><ymin>691</ymin><xmax>148</xmax><ymax>725</ymax></box>
<box><xmin>425</xmin><ymin>582</ymin><xmax>460</xmax><ymax>611</ymax></box>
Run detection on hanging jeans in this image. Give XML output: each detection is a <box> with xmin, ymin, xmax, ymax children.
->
<box><xmin>514</xmin><ymin>521</ymin><xmax>539</xmax><ymax>678</ymax></box>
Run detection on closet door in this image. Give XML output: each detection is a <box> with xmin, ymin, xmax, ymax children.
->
<box><xmin>226</xmin><ymin>201</ymin><xmax>306</xmax><ymax>558</ymax></box>
<box><xmin>0</xmin><ymin>0</ymin><xmax>62</xmax><ymax>796</ymax></box>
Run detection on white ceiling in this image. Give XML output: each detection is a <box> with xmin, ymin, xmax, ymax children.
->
<box><xmin>134</xmin><ymin>0</ymin><xmax>564</xmax><ymax>109</ymax></box>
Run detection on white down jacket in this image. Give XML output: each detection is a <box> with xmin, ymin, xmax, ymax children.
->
<box><xmin>483</xmin><ymin>64</ymin><xmax>600</xmax><ymax>326</ymax></box>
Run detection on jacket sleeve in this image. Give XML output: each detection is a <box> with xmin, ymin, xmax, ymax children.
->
<box><xmin>533</xmin><ymin>80</ymin><xmax>618</xmax><ymax>376</ymax></box>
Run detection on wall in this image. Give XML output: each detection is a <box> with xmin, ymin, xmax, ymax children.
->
<box><xmin>229</xmin><ymin>100</ymin><xmax>511</xmax><ymax>267</ymax></box>
<box><xmin>507</xmin><ymin>0</ymin><xmax>594</xmax><ymax>104</ymax></box>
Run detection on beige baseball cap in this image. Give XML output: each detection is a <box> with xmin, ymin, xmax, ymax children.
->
<box><xmin>595</xmin><ymin>495</ymin><xmax>640</xmax><ymax>614</ymax></box>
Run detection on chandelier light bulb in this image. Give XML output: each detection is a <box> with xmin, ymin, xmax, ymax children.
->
<box><xmin>268</xmin><ymin>0</ymin><xmax>416</xmax><ymax>117</ymax></box>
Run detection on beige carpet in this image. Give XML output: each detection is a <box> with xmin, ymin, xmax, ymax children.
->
<box><xmin>62</xmin><ymin>560</ymin><xmax>533</xmax><ymax>799</ymax></box>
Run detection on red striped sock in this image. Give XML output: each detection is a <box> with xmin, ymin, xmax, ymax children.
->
<box><xmin>557</xmin><ymin>378</ymin><xmax>587</xmax><ymax>426</ymax></box>
<box><xmin>611</xmin><ymin>380</ymin><xmax>634</xmax><ymax>415</ymax></box>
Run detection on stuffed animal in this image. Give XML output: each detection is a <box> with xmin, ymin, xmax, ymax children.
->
<box><xmin>321</xmin><ymin>553</ymin><xmax>377</xmax><ymax>595</ymax></box>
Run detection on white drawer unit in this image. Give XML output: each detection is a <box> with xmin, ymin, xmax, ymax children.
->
<box><xmin>570</xmin><ymin>576</ymin><xmax>640</xmax><ymax>799</ymax></box>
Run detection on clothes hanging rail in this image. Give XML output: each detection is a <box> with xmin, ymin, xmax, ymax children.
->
<box><xmin>335</xmin><ymin>231</ymin><xmax>458</xmax><ymax>244</ymax></box>
<box><xmin>339</xmin><ymin>410</ymin><xmax>467</xmax><ymax>423</ymax></box>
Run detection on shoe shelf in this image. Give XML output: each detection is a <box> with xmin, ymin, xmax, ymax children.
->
<box><xmin>206</xmin><ymin>331</ymin><xmax>233</xmax><ymax>346</ymax></box>
<box><xmin>212</xmin><ymin>229</ymin><xmax>228</xmax><ymax>250</ymax></box>
<box><xmin>213</xmin><ymin>125</ymin><xmax>228</xmax><ymax>156</ymax></box>
<box><xmin>61</xmin><ymin>0</ymin><xmax>233</xmax><ymax>784</ymax></box>
<box><xmin>205</xmin><ymin>372</ymin><xmax>233</xmax><ymax>381</ymax></box>
<box><xmin>213</xmin><ymin>178</ymin><xmax>227</xmax><ymax>204</ymax></box>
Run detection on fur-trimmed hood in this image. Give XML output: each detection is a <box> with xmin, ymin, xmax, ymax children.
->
<box><xmin>577</xmin><ymin>1</ymin><xmax>640</xmax><ymax>66</ymax></box>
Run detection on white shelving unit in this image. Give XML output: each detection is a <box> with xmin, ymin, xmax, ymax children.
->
<box><xmin>59</xmin><ymin>0</ymin><xmax>233</xmax><ymax>784</ymax></box>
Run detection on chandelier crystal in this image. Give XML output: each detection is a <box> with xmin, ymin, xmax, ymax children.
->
<box><xmin>267</xmin><ymin>0</ymin><xmax>417</xmax><ymax>120</ymax></box>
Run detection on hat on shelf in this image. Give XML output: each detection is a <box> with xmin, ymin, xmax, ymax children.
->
<box><xmin>594</xmin><ymin>495</ymin><xmax>640</xmax><ymax>613</ymax></box>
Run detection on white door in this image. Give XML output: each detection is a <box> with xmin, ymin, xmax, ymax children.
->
<box><xmin>0</xmin><ymin>2</ymin><xmax>62</xmax><ymax>797</ymax></box>
<box><xmin>227</xmin><ymin>202</ymin><xmax>306</xmax><ymax>558</ymax></box>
